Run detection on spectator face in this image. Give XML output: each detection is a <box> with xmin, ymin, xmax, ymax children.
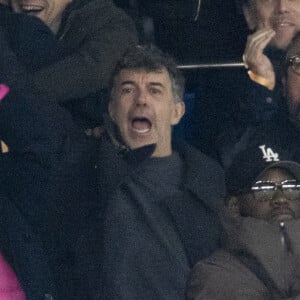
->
<box><xmin>283</xmin><ymin>37</ymin><xmax>300</xmax><ymax>124</ymax></box>
<box><xmin>236</xmin><ymin>167</ymin><xmax>300</xmax><ymax>223</ymax></box>
<box><xmin>243</xmin><ymin>0</ymin><xmax>300</xmax><ymax>49</ymax></box>
<box><xmin>11</xmin><ymin>0</ymin><xmax>72</xmax><ymax>33</ymax></box>
<box><xmin>109</xmin><ymin>68</ymin><xmax>185</xmax><ymax>157</ymax></box>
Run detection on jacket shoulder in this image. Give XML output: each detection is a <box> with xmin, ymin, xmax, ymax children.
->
<box><xmin>176</xmin><ymin>141</ymin><xmax>225</xmax><ymax>211</ymax></box>
<box><xmin>187</xmin><ymin>250</ymin><xmax>271</xmax><ymax>300</ymax></box>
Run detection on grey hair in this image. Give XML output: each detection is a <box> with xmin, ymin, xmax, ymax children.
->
<box><xmin>109</xmin><ymin>45</ymin><xmax>185</xmax><ymax>102</ymax></box>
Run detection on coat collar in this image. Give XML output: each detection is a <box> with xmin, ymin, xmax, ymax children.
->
<box><xmin>222</xmin><ymin>209</ymin><xmax>300</xmax><ymax>292</ymax></box>
<box><xmin>96</xmin><ymin>136</ymin><xmax>225</xmax><ymax>213</ymax></box>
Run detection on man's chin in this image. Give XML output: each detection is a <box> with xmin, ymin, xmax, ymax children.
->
<box><xmin>271</xmin><ymin>214</ymin><xmax>293</xmax><ymax>223</ymax></box>
<box><xmin>272</xmin><ymin>31</ymin><xmax>295</xmax><ymax>50</ymax></box>
<box><xmin>127</xmin><ymin>132</ymin><xmax>156</xmax><ymax>149</ymax></box>
<box><xmin>269</xmin><ymin>210</ymin><xmax>295</xmax><ymax>223</ymax></box>
<box><xmin>127</xmin><ymin>138</ymin><xmax>156</xmax><ymax>151</ymax></box>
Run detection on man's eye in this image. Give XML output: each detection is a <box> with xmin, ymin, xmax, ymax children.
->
<box><xmin>150</xmin><ymin>88</ymin><xmax>162</xmax><ymax>95</ymax></box>
<box><xmin>121</xmin><ymin>87</ymin><xmax>133</xmax><ymax>94</ymax></box>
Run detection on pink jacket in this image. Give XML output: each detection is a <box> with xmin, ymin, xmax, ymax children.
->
<box><xmin>0</xmin><ymin>252</ymin><xmax>25</xmax><ymax>300</ymax></box>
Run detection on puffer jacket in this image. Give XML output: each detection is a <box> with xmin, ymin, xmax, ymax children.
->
<box><xmin>187</xmin><ymin>209</ymin><xmax>300</xmax><ymax>300</ymax></box>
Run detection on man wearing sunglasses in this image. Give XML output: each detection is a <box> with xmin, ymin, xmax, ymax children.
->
<box><xmin>219</xmin><ymin>31</ymin><xmax>300</xmax><ymax>174</ymax></box>
<box><xmin>187</xmin><ymin>153</ymin><xmax>300</xmax><ymax>299</ymax></box>
<box><xmin>215</xmin><ymin>0</ymin><xmax>300</xmax><ymax>169</ymax></box>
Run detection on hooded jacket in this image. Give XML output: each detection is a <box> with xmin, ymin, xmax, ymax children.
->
<box><xmin>187</xmin><ymin>209</ymin><xmax>300</xmax><ymax>300</ymax></box>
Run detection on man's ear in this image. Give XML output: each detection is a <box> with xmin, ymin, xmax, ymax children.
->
<box><xmin>226</xmin><ymin>196</ymin><xmax>241</xmax><ymax>217</ymax></box>
<box><xmin>108</xmin><ymin>101</ymin><xmax>116</xmax><ymax>122</ymax></box>
<box><xmin>242</xmin><ymin>4</ymin><xmax>257</xmax><ymax>31</ymax></box>
<box><xmin>171</xmin><ymin>101</ymin><xmax>185</xmax><ymax>126</ymax></box>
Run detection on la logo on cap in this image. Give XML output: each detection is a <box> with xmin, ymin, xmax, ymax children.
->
<box><xmin>259</xmin><ymin>145</ymin><xmax>279</xmax><ymax>162</ymax></box>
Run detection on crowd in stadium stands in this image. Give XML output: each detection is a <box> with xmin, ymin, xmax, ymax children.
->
<box><xmin>1</xmin><ymin>0</ymin><xmax>300</xmax><ymax>299</ymax></box>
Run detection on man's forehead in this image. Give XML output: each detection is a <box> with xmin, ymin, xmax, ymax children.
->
<box><xmin>115</xmin><ymin>68</ymin><xmax>172</xmax><ymax>86</ymax></box>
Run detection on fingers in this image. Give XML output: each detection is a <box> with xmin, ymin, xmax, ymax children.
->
<box><xmin>245</xmin><ymin>29</ymin><xmax>275</xmax><ymax>53</ymax></box>
<box><xmin>242</xmin><ymin>28</ymin><xmax>276</xmax><ymax>89</ymax></box>
<box><xmin>243</xmin><ymin>28</ymin><xmax>276</xmax><ymax>68</ymax></box>
<box><xmin>85</xmin><ymin>126</ymin><xmax>105</xmax><ymax>139</ymax></box>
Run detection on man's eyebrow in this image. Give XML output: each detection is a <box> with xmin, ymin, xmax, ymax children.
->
<box><xmin>120</xmin><ymin>81</ymin><xmax>165</xmax><ymax>88</ymax></box>
<box><xmin>149</xmin><ymin>82</ymin><xmax>165</xmax><ymax>88</ymax></box>
<box><xmin>121</xmin><ymin>80</ymin><xmax>135</xmax><ymax>85</ymax></box>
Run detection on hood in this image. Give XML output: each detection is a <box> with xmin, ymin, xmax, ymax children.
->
<box><xmin>222</xmin><ymin>209</ymin><xmax>300</xmax><ymax>294</ymax></box>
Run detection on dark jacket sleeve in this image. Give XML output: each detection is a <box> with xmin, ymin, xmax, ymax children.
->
<box><xmin>0</xmin><ymin>8</ymin><xmax>61</xmax><ymax>72</ymax></box>
<box><xmin>0</xmin><ymin>187</ymin><xmax>58</xmax><ymax>300</ymax></box>
<box><xmin>0</xmin><ymin>86</ymin><xmax>96</xmax><ymax>222</ymax></box>
<box><xmin>0</xmin><ymin>1</ymin><xmax>138</xmax><ymax>103</ymax></box>
<box><xmin>0</xmin><ymin>88</ymin><xmax>98</xmax><ymax>299</ymax></box>
<box><xmin>0</xmin><ymin>87</ymin><xmax>75</xmax><ymax>156</ymax></box>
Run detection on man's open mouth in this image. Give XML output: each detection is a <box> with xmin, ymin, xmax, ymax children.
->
<box><xmin>131</xmin><ymin>117</ymin><xmax>152</xmax><ymax>134</ymax></box>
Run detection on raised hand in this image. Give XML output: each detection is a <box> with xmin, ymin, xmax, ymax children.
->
<box><xmin>243</xmin><ymin>28</ymin><xmax>276</xmax><ymax>90</ymax></box>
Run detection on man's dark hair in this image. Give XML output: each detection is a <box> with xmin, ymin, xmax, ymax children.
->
<box><xmin>109</xmin><ymin>45</ymin><xmax>185</xmax><ymax>102</ymax></box>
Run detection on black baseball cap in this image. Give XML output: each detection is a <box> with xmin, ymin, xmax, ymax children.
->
<box><xmin>226</xmin><ymin>147</ymin><xmax>300</xmax><ymax>195</ymax></box>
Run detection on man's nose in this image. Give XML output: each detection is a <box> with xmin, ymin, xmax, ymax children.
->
<box><xmin>135</xmin><ymin>89</ymin><xmax>148</xmax><ymax>106</ymax></box>
<box><xmin>271</xmin><ymin>189</ymin><xmax>289</xmax><ymax>206</ymax></box>
<box><xmin>277</xmin><ymin>0</ymin><xmax>289</xmax><ymax>13</ymax></box>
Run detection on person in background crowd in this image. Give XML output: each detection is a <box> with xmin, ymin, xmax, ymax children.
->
<box><xmin>219</xmin><ymin>31</ymin><xmax>300</xmax><ymax>174</ymax></box>
<box><xmin>187</xmin><ymin>0</ymin><xmax>300</xmax><ymax>166</ymax></box>
<box><xmin>187</xmin><ymin>154</ymin><xmax>300</xmax><ymax>299</ymax></box>
<box><xmin>0</xmin><ymin>3</ymin><xmax>60</xmax><ymax>71</ymax></box>
<box><xmin>0</xmin><ymin>0</ymin><xmax>138</xmax><ymax>128</ymax></box>
<box><xmin>241</xmin><ymin>0</ymin><xmax>300</xmax><ymax>91</ymax></box>
<box><xmin>214</xmin><ymin>0</ymin><xmax>300</xmax><ymax>168</ymax></box>
<box><xmin>0</xmin><ymin>0</ymin><xmax>61</xmax><ymax>153</ymax></box>
<box><xmin>75</xmin><ymin>45</ymin><xmax>225</xmax><ymax>300</ymax></box>
<box><xmin>188</xmin><ymin>31</ymin><xmax>300</xmax><ymax>291</ymax></box>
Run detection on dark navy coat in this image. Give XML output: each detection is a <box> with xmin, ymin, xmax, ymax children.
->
<box><xmin>76</xmin><ymin>134</ymin><xmax>225</xmax><ymax>300</ymax></box>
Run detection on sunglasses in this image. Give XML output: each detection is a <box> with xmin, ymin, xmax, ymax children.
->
<box><xmin>251</xmin><ymin>180</ymin><xmax>300</xmax><ymax>202</ymax></box>
<box><xmin>287</xmin><ymin>55</ymin><xmax>300</xmax><ymax>76</ymax></box>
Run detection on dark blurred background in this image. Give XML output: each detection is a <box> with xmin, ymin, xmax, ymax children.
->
<box><xmin>113</xmin><ymin>0</ymin><xmax>248</xmax><ymax>63</ymax></box>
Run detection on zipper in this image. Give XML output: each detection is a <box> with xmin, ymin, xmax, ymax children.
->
<box><xmin>280</xmin><ymin>222</ymin><xmax>293</xmax><ymax>254</ymax></box>
<box><xmin>279</xmin><ymin>222</ymin><xmax>293</xmax><ymax>297</ymax></box>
